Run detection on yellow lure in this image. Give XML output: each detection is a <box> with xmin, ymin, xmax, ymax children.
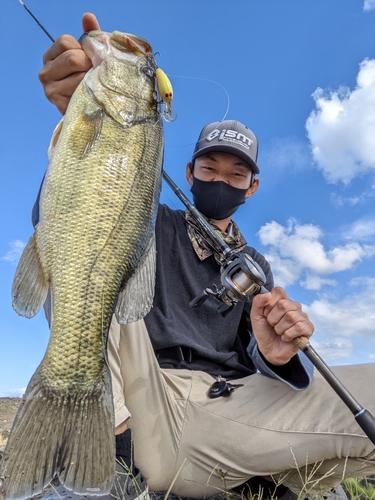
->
<box><xmin>155</xmin><ymin>68</ymin><xmax>173</xmax><ymax>103</ymax></box>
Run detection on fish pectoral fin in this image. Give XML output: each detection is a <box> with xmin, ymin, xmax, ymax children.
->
<box><xmin>12</xmin><ymin>230</ymin><xmax>49</xmax><ymax>318</ymax></box>
<box><xmin>115</xmin><ymin>233</ymin><xmax>157</xmax><ymax>324</ymax></box>
<box><xmin>47</xmin><ymin>118</ymin><xmax>64</xmax><ymax>160</ymax></box>
<box><xmin>71</xmin><ymin>108</ymin><xmax>104</xmax><ymax>159</ymax></box>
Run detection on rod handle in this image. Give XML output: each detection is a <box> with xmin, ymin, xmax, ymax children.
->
<box><xmin>293</xmin><ymin>335</ymin><xmax>310</xmax><ymax>350</ymax></box>
<box><xmin>293</xmin><ymin>335</ymin><xmax>375</xmax><ymax>444</ymax></box>
<box><xmin>355</xmin><ymin>410</ymin><xmax>375</xmax><ymax>446</ymax></box>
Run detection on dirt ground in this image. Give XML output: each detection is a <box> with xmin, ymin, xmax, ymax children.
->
<box><xmin>0</xmin><ymin>397</ymin><xmax>21</xmax><ymax>452</ymax></box>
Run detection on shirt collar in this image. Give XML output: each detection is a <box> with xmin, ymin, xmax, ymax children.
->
<box><xmin>185</xmin><ymin>209</ymin><xmax>247</xmax><ymax>263</ymax></box>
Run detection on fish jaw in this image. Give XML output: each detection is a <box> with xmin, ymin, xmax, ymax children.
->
<box><xmin>81</xmin><ymin>34</ymin><xmax>159</xmax><ymax>127</ymax></box>
<box><xmin>80</xmin><ymin>30</ymin><xmax>155</xmax><ymax>69</ymax></box>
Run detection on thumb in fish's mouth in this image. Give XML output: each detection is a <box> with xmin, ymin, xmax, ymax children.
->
<box><xmin>79</xmin><ymin>30</ymin><xmax>111</xmax><ymax>66</ymax></box>
<box><xmin>79</xmin><ymin>30</ymin><xmax>153</xmax><ymax>66</ymax></box>
<box><xmin>79</xmin><ymin>30</ymin><xmax>107</xmax><ymax>45</ymax></box>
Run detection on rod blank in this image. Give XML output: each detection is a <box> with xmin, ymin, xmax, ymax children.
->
<box><xmin>294</xmin><ymin>336</ymin><xmax>375</xmax><ymax>445</ymax></box>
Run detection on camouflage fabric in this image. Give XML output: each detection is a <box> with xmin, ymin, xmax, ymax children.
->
<box><xmin>185</xmin><ymin>210</ymin><xmax>247</xmax><ymax>265</ymax></box>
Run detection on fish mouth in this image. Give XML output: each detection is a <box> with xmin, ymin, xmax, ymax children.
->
<box><xmin>79</xmin><ymin>30</ymin><xmax>153</xmax><ymax>61</ymax></box>
<box><xmin>110</xmin><ymin>31</ymin><xmax>152</xmax><ymax>57</ymax></box>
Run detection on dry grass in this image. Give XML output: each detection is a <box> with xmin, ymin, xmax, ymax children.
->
<box><xmin>3</xmin><ymin>399</ymin><xmax>375</xmax><ymax>500</ymax></box>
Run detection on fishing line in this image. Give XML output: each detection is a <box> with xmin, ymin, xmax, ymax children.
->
<box><xmin>162</xmin><ymin>72</ymin><xmax>231</xmax><ymax>149</ymax></box>
<box><xmin>16</xmin><ymin>0</ymin><xmax>222</xmax><ymax>255</ymax></box>
<box><xmin>168</xmin><ymin>73</ymin><xmax>230</xmax><ymax>125</ymax></box>
<box><xmin>17</xmin><ymin>0</ymin><xmax>232</xmax><ymax>151</ymax></box>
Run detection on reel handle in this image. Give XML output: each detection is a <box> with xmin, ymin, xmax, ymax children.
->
<box><xmin>189</xmin><ymin>289</ymin><xmax>210</xmax><ymax>309</ymax></box>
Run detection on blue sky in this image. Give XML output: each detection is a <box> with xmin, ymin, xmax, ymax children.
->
<box><xmin>1</xmin><ymin>0</ymin><xmax>375</xmax><ymax>397</ymax></box>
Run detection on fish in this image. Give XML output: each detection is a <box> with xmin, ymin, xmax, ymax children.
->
<box><xmin>0</xmin><ymin>30</ymin><xmax>164</xmax><ymax>500</ymax></box>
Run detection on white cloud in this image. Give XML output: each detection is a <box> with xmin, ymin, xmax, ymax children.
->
<box><xmin>364</xmin><ymin>0</ymin><xmax>375</xmax><ymax>11</ymax></box>
<box><xmin>303</xmin><ymin>277</ymin><xmax>375</xmax><ymax>360</ymax></box>
<box><xmin>257</xmin><ymin>219</ymin><xmax>375</xmax><ymax>288</ymax></box>
<box><xmin>0</xmin><ymin>388</ymin><xmax>25</xmax><ymax>398</ymax></box>
<box><xmin>300</xmin><ymin>274</ymin><xmax>337</xmax><ymax>291</ymax></box>
<box><xmin>306</xmin><ymin>58</ymin><xmax>375</xmax><ymax>184</ymax></box>
<box><xmin>309</xmin><ymin>337</ymin><xmax>355</xmax><ymax>363</ymax></box>
<box><xmin>340</xmin><ymin>215</ymin><xmax>375</xmax><ymax>242</ymax></box>
<box><xmin>330</xmin><ymin>193</ymin><xmax>360</xmax><ymax>207</ymax></box>
<box><xmin>260</xmin><ymin>137</ymin><xmax>311</xmax><ymax>175</ymax></box>
<box><xmin>1</xmin><ymin>240</ymin><xmax>26</xmax><ymax>264</ymax></box>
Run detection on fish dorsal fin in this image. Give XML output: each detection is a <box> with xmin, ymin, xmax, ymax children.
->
<box><xmin>71</xmin><ymin>108</ymin><xmax>104</xmax><ymax>159</ymax></box>
<box><xmin>12</xmin><ymin>230</ymin><xmax>49</xmax><ymax>318</ymax></box>
<box><xmin>115</xmin><ymin>233</ymin><xmax>156</xmax><ymax>324</ymax></box>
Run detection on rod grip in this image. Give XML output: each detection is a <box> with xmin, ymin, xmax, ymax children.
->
<box><xmin>293</xmin><ymin>335</ymin><xmax>310</xmax><ymax>350</ymax></box>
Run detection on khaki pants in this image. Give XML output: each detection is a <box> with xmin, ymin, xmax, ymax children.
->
<box><xmin>107</xmin><ymin>317</ymin><xmax>375</xmax><ymax>498</ymax></box>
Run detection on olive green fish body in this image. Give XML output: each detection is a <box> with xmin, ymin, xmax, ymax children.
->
<box><xmin>40</xmin><ymin>82</ymin><xmax>162</xmax><ymax>392</ymax></box>
<box><xmin>1</xmin><ymin>31</ymin><xmax>163</xmax><ymax>500</ymax></box>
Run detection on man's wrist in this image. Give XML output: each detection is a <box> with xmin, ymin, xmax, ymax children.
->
<box><xmin>258</xmin><ymin>349</ymin><xmax>293</xmax><ymax>371</ymax></box>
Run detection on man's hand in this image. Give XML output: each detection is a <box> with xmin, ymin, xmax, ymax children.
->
<box><xmin>250</xmin><ymin>287</ymin><xmax>314</xmax><ymax>366</ymax></box>
<box><xmin>38</xmin><ymin>13</ymin><xmax>100</xmax><ymax>114</ymax></box>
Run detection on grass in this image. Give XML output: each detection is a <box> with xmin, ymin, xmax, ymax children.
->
<box><xmin>342</xmin><ymin>478</ymin><xmax>375</xmax><ymax>500</ymax></box>
<box><xmin>149</xmin><ymin>477</ymin><xmax>375</xmax><ymax>500</ymax></box>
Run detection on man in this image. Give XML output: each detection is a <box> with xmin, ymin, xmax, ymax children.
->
<box><xmin>37</xmin><ymin>13</ymin><xmax>375</xmax><ymax>500</ymax></box>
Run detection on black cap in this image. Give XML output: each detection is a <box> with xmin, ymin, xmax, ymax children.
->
<box><xmin>192</xmin><ymin>120</ymin><xmax>260</xmax><ymax>174</ymax></box>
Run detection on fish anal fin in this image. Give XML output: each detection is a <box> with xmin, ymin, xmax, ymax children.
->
<box><xmin>0</xmin><ymin>366</ymin><xmax>115</xmax><ymax>500</ymax></box>
<box><xmin>71</xmin><ymin>108</ymin><xmax>104</xmax><ymax>159</ymax></box>
<box><xmin>115</xmin><ymin>233</ymin><xmax>156</xmax><ymax>324</ymax></box>
<box><xmin>12</xmin><ymin>231</ymin><xmax>49</xmax><ymax>319</ymax></box>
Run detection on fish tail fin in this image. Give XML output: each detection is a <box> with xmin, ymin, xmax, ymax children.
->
<box><xmin>0</xmin><ymin>367</ymin><xmax>115</xmax><ymax>500</ymax></box>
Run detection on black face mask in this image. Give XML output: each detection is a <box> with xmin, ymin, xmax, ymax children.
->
<box><xmin>190</xmin><ymin>177</ymin><xmax>249</xmax><ymax>220</ymax></box>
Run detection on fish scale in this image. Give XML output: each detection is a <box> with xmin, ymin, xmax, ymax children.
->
<box><xmin>1</xmin><ymin>30</ymin><xmax>164</xmax><ymax>500</ymax></box>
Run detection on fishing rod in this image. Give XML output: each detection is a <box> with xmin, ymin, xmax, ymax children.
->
<box><xmin>19</xmin><ymin>0</ymin><xmax>375</xmax><ymax>445</ymax></box>
<box><xmin>19</xmin><ymin>0</ymin><xmax>55</xmax><ymax>42</ymax></box>
<box><xmin>163</xmin><ymin>171</ymin><xmax>375</xmax><ymax>445</ymax></box>
<box><xmin>17</xmin><ymin>0</ymin><xmax>268</xmax><ymax>315</ymax></box>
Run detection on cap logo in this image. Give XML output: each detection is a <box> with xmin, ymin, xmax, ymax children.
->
<box><xmin>206</xmin><ymin>128</ymin><xmax>253</xmax><ymax>150</ymax></box>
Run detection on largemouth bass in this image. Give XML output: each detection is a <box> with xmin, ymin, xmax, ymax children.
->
<box><xmin>0</xmin><ymin>30</ymin><xmax>164</xmax><ymax>499</ymax></box>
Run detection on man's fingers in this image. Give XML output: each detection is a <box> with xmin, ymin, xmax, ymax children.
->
<box><xmin>265</xmin><ymin>298</ymin><xmax>314</xmax><ymax>341</ymax></box>
<box><xmin>265</xmin><ymin>299</ymin><xmax>301</xmax><ymax>328</ymax></box>
<box><xmin>40</xmin><ymin>47</ymin><xmax>92</xmax><ymax>84</ymax></box>
<box><xmin>281</xmin><ymin>318</ymin><xmax>314</xmax><ymax>342</ymax></box>
<box><xmin>251</xmin><ymin>287</ymin><xmax>313</xmax><ymax>341</ymax></box>
<box><xmin>41</xmin><ymin>72</ymin><xmax>87</xmax><ymax>114</ymax></box>
<box><xmin>251</xmin><ymin>287</ymin><xmax>289</xmax><ymax>319</ymax></box>
<box><xmin>52</xmin><ymin>95</ymin><xmax>72</xmax><ymax>116</ymax></box>
<box><xmin>42</xmin><ymin>35</ymin><xmax>81</xmax><ymax>65</ymax></box>
<box><xmin>82</xmin><ymin>12</ymin><xmax>101</xmax><ymax>33</ymax></box>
